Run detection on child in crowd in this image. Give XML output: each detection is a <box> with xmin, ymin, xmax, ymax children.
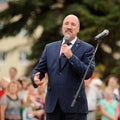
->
<box><xmin>99</xmin><ymin>87</ymin><xmax>118</xmax><ymax>120</ymax></box>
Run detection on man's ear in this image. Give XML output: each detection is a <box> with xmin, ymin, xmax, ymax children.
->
<box><xmin>77</xmin><ymin>28</ymin><xmax>80</xmax><ymax>33</ymax></box>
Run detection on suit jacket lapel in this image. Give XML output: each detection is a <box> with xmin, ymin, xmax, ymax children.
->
<box><xmin>55</xmin><ymin>40</ymin><xmax>63</xmax><ymax>71</ymax></box>
<box><xmin>71</xmin><ymin>38</ymin><xmax>81</xmax><ymax>54</ymax></box>
<box><xmin>56</xmin><ymin>40</ymin><xmax>62</xmax><ymax>57</ymax></box>
<box><xmin>58</xmin><ymin>40</ymin><xmax>67</xmax><ymax>71</ymax></box>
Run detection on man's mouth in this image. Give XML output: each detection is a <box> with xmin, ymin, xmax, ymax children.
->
<box><xmin>65</xmin><ymin>30</ymin><xmax>72</xmax><ymax>33</ymax></box>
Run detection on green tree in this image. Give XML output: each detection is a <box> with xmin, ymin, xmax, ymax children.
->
<box><xmin>0</xmin><ymin>0</ymin><xmax>120</xmax><ymax>78</ymax></box>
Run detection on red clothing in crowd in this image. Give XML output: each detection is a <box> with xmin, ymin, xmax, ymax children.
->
<box><xmin>0</xmin><ymin>89</ymin><xmax>4</xmax><ymax>99</ymax></box>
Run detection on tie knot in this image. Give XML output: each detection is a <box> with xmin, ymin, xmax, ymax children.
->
<box><xmin>63</xmin><ymin>41</ymin><xmax>72</xmax><ymax>46</ymax></box>
<box><xmin>67</xmin><ymin>42</ymin><xmax>72</xmax><ymax>46</ymax></box>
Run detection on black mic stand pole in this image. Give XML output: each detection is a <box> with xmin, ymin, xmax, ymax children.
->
<box><xmin>71</xmin><ymin>39</ymin><xmax>102</xmax><ymax>107</ymax></box>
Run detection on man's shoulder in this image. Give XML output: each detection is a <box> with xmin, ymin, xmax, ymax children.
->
<box><xmin>79</xmin><ymin>39</ymin><xmax>94</xmax><ymax>48</ymax></box>
<box><xmin>46</xmin><ymin>40</ymin><xmax>62</xmax><ymax>47</ymax></box>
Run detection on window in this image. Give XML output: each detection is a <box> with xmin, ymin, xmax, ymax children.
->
<box><xmin>0</xmin><ymin>51</ymin><xmax>6</xmax><ymax>62</ymax></box>
<box><xmin>18</xmin><ymin>28</ymin><xmax>27</xmax><ymax>37</ymax></box>
<box><xmin>19</xmin><ymin>51</ymin><xmax>28</xmax><ymax>62</ymax></box>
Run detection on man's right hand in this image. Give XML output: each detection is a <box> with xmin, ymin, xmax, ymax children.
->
<box><xmin>34</xmin><ymin>72</ymin><xmax>44</xmax><ymax>86</ymax></box>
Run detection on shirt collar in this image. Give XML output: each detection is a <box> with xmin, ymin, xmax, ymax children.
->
<box><xmin>62</xmin><ymin>36</ymin><xmax>77</xmax><ymax>45</ymax></box>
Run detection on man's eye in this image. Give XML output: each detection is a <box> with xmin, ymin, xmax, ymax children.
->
<box><xmin>71</xmin><ymin>23</ymin><xmax>76</xmax><ymax>26</ymax></box>
<box><xmin>65</xmin><ymin>22</ymin><xmax>69</xmax><ymax>25</ymax></box>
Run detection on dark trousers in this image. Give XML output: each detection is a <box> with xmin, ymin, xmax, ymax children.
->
<box><xmin>46</xmin><ymin>101</ymin><xmax>87</xmax><ymax>120</ymax></box>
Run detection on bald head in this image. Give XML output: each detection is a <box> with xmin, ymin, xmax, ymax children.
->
<box><xmin>63</xmin><ymin>14</ymin><xmax>80</xmax><ymax>27</ymax></box>
<box><xmin>62</xmin><ymin>14</ymin><xmax>80</xmax><ymax>41</ymax></box>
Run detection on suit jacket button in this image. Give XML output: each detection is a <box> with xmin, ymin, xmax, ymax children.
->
<box><xmin>59</xmin><ymin>72</ymin><xmax>62</xmax><ymax>75</ymax></box>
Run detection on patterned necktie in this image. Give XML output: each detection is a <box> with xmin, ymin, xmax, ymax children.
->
<box><xmin>59</xmin><ymin>42</ymin><xmax>72</xmax><ymax>71</ymax></box>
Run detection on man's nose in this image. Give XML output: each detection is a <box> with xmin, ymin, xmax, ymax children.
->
<box><xmin>67</xmin><ymin>24</ymin><xmax>72</xmax><ymax>29</ymax></box>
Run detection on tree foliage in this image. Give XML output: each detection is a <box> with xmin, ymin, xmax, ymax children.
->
<box><xmin>0</xmin><ymin>0</ymin><xmax>120</xmax><ymax>78</ymax></box>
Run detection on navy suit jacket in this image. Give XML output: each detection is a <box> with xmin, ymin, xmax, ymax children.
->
<box><xmin>31</xmin><ymin>38</ymin><xmax>95</xmax><ymax>113</ymax></box>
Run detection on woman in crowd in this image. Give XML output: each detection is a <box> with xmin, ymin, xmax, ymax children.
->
<box><xmin>105</xmin><ymin>75</ymin><xmax>119</xmax><ymax>101</ymax></box>
<box><xmin>0</xmin><ymin>80</ymin><xmax>21</xmax><ymax>120</ymax></box>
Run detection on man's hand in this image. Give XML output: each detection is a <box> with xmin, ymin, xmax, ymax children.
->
<box><xmin>34</xmin><ymin>72</ymin><xmax>44</xmax><ymax>86</ymax></box>
<box><xmin>61</xmin><ymin>44</ymin><xmax>73</xmax><ymax>59</ymax></box>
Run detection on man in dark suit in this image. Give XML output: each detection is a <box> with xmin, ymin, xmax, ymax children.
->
<box><xmin>31</xmin><ymin>14</ymin><xmax>95</xmax><ymax>120</ymax></box>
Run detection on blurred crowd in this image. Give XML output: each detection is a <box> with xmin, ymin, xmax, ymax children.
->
<box><xmin>0</xmin><ymin>67</ymin><xmax>47</xmax><ymax>120</ymax></box>
<box><xmin>0</xmin><ymin>67</ymin><xmax>120</xmax><ymax>120</ymax></box>
<box><xmin>85</xmin><ymin>71</ymin><xmax>120</xmax><ymax>120</ymax></box>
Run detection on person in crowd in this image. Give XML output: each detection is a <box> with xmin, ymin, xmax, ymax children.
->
<box><xmin>0</xmin><ymin>77</ymin><xmax>10</xmax><ymax>120</ymax></box>
<box><xmin>84</xmin><ymin>78</ymin><xmax>101</xmax><ymax>120</ymax></box>
<box><xmin>99</xmin><ymin>87</ymin><xmax>118</xmax><ymax>120</ymax></box>
<box><xmin>89</xmin><ymin>71</ymin><xmax>102</xmax><ymax>83</ymax></box>
<box><xmin>105</xmin><ymin>74</ymin><xmax>119</xmax><ymax>101</ymax></box>
<box><xmin>18</xmin><ymin>76</ymin><xmax>29</xmax><ymax>100</ymax></box>
<box><xmin>113</xmin><ymin>82</ymin><xmax>120</xmax><ymax>102</ymax></box>
<box><xmin>9</xmin><ymin>67</ymin><xmax>17</xmax><ymax>81</ymax></box>
<box><xmin>0</xmin><ymin>80</ymin><xmax>21</xmax><ymax>120</ymax></box>
<box><xmin>0</xmin><ymin>77</ymin><xmax>10</xmax><ymax>99</ymax></box>
<box><xmin>31</xmin><ymin>14</ymin><xmax>95</xmax><ymax>120</ymax></box>
<box><xmin>118</xmin><ymin>101</ymin><xmax>120</xmax><ymax>120</ymax></box>
<box><xmin>91</xmin><ymin>78</ymin><xmax>103</xmax><ymax>93</ymax></box>
<box><xmin>17</xmin><ymin>76</ymin><xmax>30</xmax><ymax>119</ymax></box>
<box><xmin>22</xmin><ymin>82</ymin><xmax>37</xmax><ymax>120</ymax></box>
<box><xmin>27</xmin><ymin>81</ymin><xmax>46</xmax><ymax>120</ymax></box>
<box><xmin>116</xmin><ymin>84</ymin><xmax>120</xmax><ymax>120</ymax></box>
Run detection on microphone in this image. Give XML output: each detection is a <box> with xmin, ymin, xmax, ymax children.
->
<box><xmin>63</xmin><ymin>34</ymin><xmax>70</xmax><ymax>44</ymax></box>
<box><xmin>61</xmin><ymin>35</ymin><xmax>70</xmax><ymax>57</ymax></box>
<box><xmin>95</xmin><ymin>29</ymin><xmax>109</xmax><ymax>40</ymax></box>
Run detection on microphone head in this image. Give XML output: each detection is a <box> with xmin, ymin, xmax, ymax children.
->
<box><xmin>103</xmin><ymin>29</ymin><xmax>109</xmax><ymax>35</ymax></box>
<box><xmin>63</xmin><ymin>34</ymin><xmax>70</xmax><ymax>41</ymax></box>
<box><xmin>95</xmin><ymin>29</ymin><xmax>109</xmax><ymax>40</ymax></box>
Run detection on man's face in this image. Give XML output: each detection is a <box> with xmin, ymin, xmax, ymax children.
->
<box><xmin>9</xmin><ymin>69</ymin><xmax>17</xmax><ymax>79</ymax></box>
<box><xmin>62</xmin><ymin>15</ymin><xmax>80</xmax><ymax>41</ymax></box>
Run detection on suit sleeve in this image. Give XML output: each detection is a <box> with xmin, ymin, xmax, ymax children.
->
<box><xmin>31</xmin><ymin>45</ymin><xmax>48</xmax><ymax>88</ymax></box>
<box><xmin>68</xmin><ymin>46</ymin><xmax>95</xmax><ymax>79</ymax></box>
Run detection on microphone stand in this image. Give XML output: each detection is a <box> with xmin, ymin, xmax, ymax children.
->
<box><xmin>71</xmin><ymin>39</ymin><xmax>102</xmax><ymax>107</ymax></box>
